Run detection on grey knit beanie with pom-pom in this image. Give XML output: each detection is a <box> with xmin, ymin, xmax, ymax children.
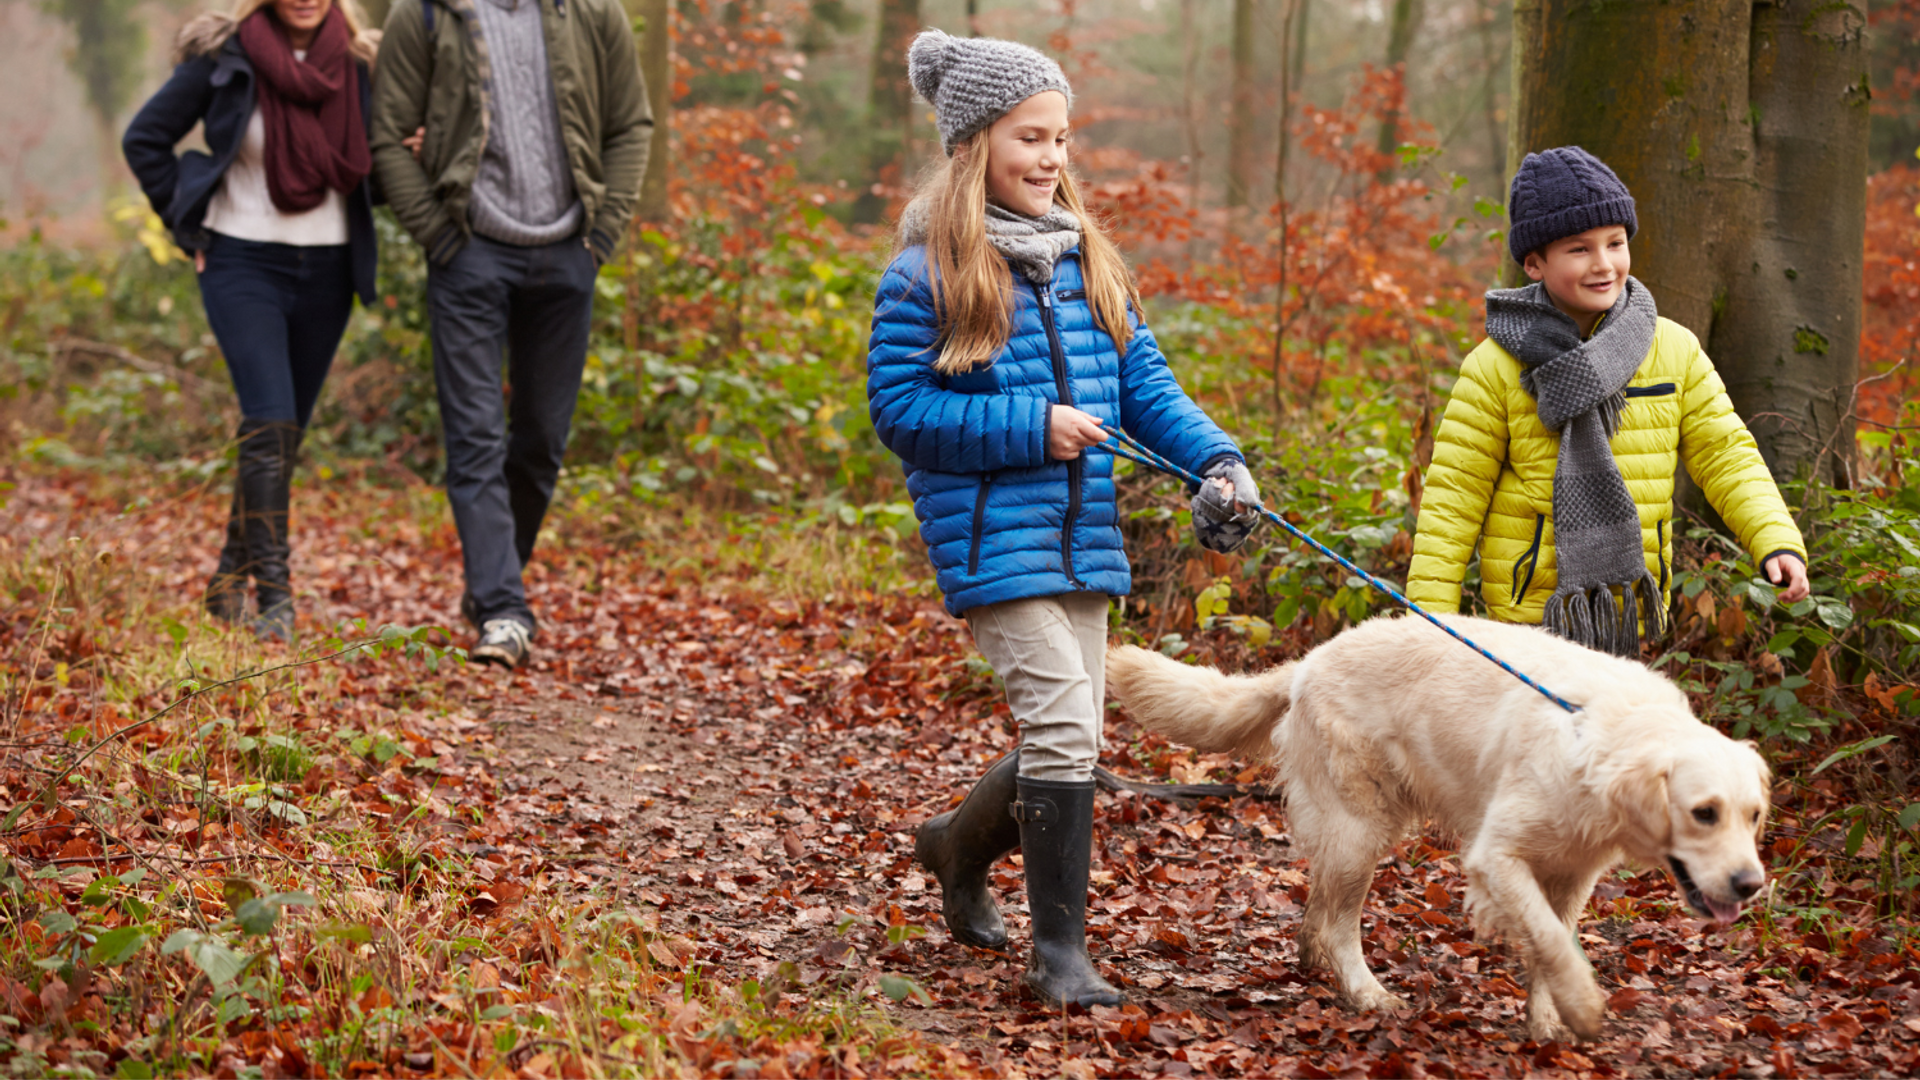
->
<box><xmin>1506</xmin><ymin>146</ymin><xmax>1637</xmax><ymax>265</ymax></box>
<box><xmin>908</xmin><ymin>28</ymin><xmax>1073</xmax><ymax>155</ymax></box>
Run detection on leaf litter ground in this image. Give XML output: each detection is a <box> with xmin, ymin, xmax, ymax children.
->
<box><xmin>3</xmin><ymin>466</ymin><xmax>1918</xmax><ymax>1078</ymax></box>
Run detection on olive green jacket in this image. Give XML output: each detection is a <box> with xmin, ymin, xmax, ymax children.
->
<box><xmin>370</xmin><ymin>0</ymin><xmax>652</xmax><ymax>265</ymax></box>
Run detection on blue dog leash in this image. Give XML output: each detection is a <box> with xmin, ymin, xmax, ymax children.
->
<box><xmin>1095</xmin><ymin>423</ymin><xmax>1582</xmax><ymax>715</ymax></box>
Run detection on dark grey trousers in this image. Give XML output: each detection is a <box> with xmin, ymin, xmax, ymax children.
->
<box><xmin>427</xmin><ymin>234</ymin><xmax>597</xmax><ymax>627</ymax></box>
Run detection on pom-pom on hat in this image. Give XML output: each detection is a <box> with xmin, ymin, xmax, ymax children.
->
<box><xmin>908</xmin><ymin>28</ymin><xmax>1074</xmax><ymax>156</ymax></box>
<box><xmin>1506</xmin><ymin>146</ymin><xmax>1638</xmax><ymax>265</ymax></box>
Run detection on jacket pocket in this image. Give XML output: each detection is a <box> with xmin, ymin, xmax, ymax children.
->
<box><xmin>1512</xmin><ymin>512</ymin><xmax>1546</xmax><ymax>608</ymax></box>
<box><xmin>968</xmin><ymin>474</ymin><xmax>992</xmax><ymax>577</ymax></box>
<box><xmin>1055</xmin><ymin>288</ymin><xmax>1086</xmax><ymax>302</ymax></box>
<box><xmin>1623</xmin><ymin>382</ymin><xmax>1677</xmax><ymax>398</ymax></box>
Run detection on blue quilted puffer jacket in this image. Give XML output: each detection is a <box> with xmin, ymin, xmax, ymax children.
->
<box><xmin>868</xmin><ymin>245</ymin><xmax>1242</xmax><ymax>616</ymax></box>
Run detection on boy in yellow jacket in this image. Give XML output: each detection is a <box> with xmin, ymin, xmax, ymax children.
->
<box><xmin>1407</xmin><ymin>146</ymin><xmax>1809</xmax><ymax>657</ymax></box>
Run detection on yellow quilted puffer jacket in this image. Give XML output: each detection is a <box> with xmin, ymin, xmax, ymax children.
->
<box><xmin>1408</xmin><ymin>316</ymin><xmax>1807</xmax><ymax>623</ymax></box>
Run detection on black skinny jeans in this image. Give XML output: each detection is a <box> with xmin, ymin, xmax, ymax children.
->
<box><xmin>197</xmin><ymin>232</ymin><xmax>354</xmax><ymax>427</ymax></box>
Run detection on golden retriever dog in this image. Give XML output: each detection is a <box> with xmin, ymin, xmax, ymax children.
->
<box><xmin>1106</xmin><ymin>613</ymin><xmax>1770</xmax><ymax>1041</ymax></box>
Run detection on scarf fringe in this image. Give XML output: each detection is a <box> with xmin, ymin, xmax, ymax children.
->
<box><xmin>1541</xmin><ymin>570</ymin><xmax>1667</xmax><ymax>659</ymax></box>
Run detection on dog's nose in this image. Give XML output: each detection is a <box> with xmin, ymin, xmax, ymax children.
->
<box><xmin>1730</xmin><ymin>868</ymin><xmax>1765</xmax><ymax>900</ymax></box>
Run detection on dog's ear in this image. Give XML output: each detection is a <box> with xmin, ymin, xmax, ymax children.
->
<box><xmin>1599</xmin><ymin>737</ymin><xmax>1673</xmax><ymax>851</ymax></box>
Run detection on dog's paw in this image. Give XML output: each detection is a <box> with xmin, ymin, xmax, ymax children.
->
<box><xmin>1525</xmin><ymin>996</ymin><xmax>1576</xmax><ymax>1045</ymax></box>
<box><xmin>1551</xmin><ymin>978</ymin><xmax>1606</xmax><ymax>1042</ymax></box>
<box><xmin>1344</xmin><ymin>986</ymin><xmax>1408</xmax><ymax>1013</ymax></box>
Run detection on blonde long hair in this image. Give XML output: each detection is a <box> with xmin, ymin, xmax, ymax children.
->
<box><xmin>914</xmin><ymin>128</ymin><xmax>1143</xmax><ymax>376</ymax></box>
<box><xmin>178</xmin><ymin>0</ymin><xmax>380</xmax><ymax>65</ymax></box>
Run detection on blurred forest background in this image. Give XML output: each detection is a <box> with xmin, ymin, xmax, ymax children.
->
<box><xmin>0</xmin><ymin>0</ymin><xmax>1915</xmax><ymax>644</ymax></box>
<box><xmin>4</xmin><ymin>0</ymin><xmax>1919</xmax><ymax>696</ymax></box>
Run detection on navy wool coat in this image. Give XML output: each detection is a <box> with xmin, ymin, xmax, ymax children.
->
<box><xmin>121</xmin><ymin>35</ymin><xmax>380</xmax><ymax>307</ymax></box>
<box><xmin>867</xmin><ymin>246</ymin><xmax>1241</xmax><ymax>617</ymax></box>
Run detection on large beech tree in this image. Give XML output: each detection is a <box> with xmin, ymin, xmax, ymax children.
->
<box><xmin>1508</xmin><ymin>0</ymin><xmax>1870</xmax><ymax>487</ymax></box>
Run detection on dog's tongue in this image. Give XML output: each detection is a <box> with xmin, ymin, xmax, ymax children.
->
<box><xmin>1705</xmin><ymin>896</ymin><xmax>1742</xmax><ymax>925</ymax></box>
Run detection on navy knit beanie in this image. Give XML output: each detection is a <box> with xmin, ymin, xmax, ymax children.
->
<box><xmin>1506</xmin><ymin>146</ymin><xmax>1638</xmax><ymax>265</ymax></box>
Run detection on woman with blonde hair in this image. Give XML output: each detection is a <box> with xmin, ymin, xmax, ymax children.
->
<box><xmin>868</xmin><ymin>29</ymin><xmax>1261</xmax><ymax>1008</ymax></box>
<box><xmin>123</xmin><ymin>0</ymin><xmax>381</xmax><ymax>641</ymax></box>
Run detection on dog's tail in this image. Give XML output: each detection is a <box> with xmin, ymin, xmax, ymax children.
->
<box><xmin>1106</xmin><ymin>644</ymin><xmax>1294</xmax><ymax>763</ymax></box>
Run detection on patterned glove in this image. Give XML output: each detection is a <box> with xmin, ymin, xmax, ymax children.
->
<box><xmin>1191</xmin><ymin>458</ymin><xmax>1262</xmax><ymax>553</ymax></box>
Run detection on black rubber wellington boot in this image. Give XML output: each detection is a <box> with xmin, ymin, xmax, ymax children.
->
<box><xmin>204</xmin><ymin>477</ymin><xmax>249</xmax><ymax>623</ymax></box>
<box><xmin>238</xmin><ymin>420</ymin><xmax>301</xmax><ymax>643</ymax></box>
<box><xmin>914</xmin><ymin>750</ymin><xmax>1021</xmax><ymax>948</ymax></box>
<box><xmin>1014</xmin><ymin>776</ymin><xmax>1123</xmax><ymax>1008</ymax></box>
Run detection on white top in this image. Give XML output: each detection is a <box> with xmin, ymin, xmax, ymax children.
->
<box><xmin>202</xmin><ymin>54</ymin><xmax>350</xmax><ymax>247</ymax></box>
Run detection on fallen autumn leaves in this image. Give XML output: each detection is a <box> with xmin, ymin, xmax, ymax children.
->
<box><xmin>2</xmin><ymin>464</ymin><xmax>1918</xmax><ymax>1078</ymax></box>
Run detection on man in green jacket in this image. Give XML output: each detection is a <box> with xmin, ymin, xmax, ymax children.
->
<box><xmin>372</xmin><ymin>0</ymin><xmax>651</xmax><ymax>668</ymax></box>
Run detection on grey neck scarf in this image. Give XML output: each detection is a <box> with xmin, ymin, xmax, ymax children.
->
<box><xmin>1484</xmin><ymin>277</ymin><xmax>1663</xmax><ymax>657</ymax></box>
<box><xmin>982</xmin><ymin>203</ymin><xmax>1081</xmax><ymax>283</ymax></box>
<box><xmin>897</xmin><ymin>198</ymin><xmax>1082</xmax><ymax>284</ymax></box>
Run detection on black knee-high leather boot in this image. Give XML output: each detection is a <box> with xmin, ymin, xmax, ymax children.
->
<box><xmin>1014</xmin><ymin>776</ymin><xmax>1123</xmax><ymax>1008</ymax></box>
<box><xmin>204</xmin><ymin>475</ymin><xmax>249</xmax><ymax>622</ymax></box>
<box><xmin>914</xmin><ymin>750</ymin><xmax>1022</xmax><ymax>948</ymax></box>
<box><xmin>237</xmin><ymin>419</ymin><xmax>301</xmax><ymax>642</ymax></box>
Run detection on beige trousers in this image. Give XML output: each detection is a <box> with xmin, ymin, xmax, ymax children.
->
<box><xmin>965</xmin><ymin>593</ymin><xmax>1110</xmax><ymax>783</ymax></box>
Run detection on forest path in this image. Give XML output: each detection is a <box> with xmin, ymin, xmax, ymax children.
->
<box><xmin>8</xmin><ymin>468</ymin><xmax>1916</xmax><ymax>1077</ymax></box>
<box><xmin>454</xmin><ymin>542</ymin><xmax>1915</xmax><ymax>1078</ymax></box>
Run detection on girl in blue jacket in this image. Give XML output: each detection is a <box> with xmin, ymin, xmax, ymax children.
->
<box><xmin>870</xmin><ymin>29</ymin><xmax>1260</xmax><ymax>1008</ymax></box>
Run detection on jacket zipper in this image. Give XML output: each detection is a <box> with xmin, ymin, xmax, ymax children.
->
<box><xmin>1656</xmin><ymin>519</ymin><xmax>1669</xmax><ymax>593</ymax></box>
<box><xmin>1036</xmin><ymin>282</ymin><xmax>1084</xmax><ymax>587</ymax></box>
<box><xmin>1512</xmin><ymin>512</ymin><xmax>1546</xmax><ymax>607</ymax></box>
<box><xmin>968</xmin><ymin>474</ymin><xmax>992</xmax><ymax>576</ymax></box>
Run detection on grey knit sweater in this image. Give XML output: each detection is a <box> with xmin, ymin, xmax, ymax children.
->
<box><xmin>468</xmin><ymin>0</ymin><xmax>582</xmax><ymax>246</ymax></box>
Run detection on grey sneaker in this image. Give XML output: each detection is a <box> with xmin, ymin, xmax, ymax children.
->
<box><xmin>471</xmin><ymin>618</ymin><xmax>532</xmax><ymax>669</ymax></box>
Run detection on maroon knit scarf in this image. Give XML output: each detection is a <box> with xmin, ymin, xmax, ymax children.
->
<box><xmin>238</xmin><ymin>6</ymin><xmax>370</xmax><ymax>213</ymax></box>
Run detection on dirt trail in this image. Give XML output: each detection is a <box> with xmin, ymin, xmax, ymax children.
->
<box><xmin>451</xmin><ymin>569</ymin><xmax>1920</xmax><ymax>1078</ymax></box>
<box><xmin>11</xmin><ymin>468</ymin><xmax>1915</xmax><ymax>1077</ymax></box>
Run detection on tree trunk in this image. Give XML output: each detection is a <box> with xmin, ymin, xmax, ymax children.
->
<box><xmin>1291</xmin><ymin>0</ymin><xmax>1311</xmax><ymax>100</ymax></box>
<box><xmin>1507</xmin><ymin>0</ymin><xmax>1868</xmax><ymax>485</ymax></box>
<box><xmin>1181</xmin><ymin>0</ymin><xmax>1204</xmax><ymax>262</ymax></box>
<box><xmin>852</xmin><ymin>0</ymin><xmax>921</xmax><ymax>225</ymax></box>
<box><xmin>1474</xmin><ymin>0</ymin><xmax>1506</xmax><ymax>194</ymax></box>
<box><xmin>635</xmin><ymin>0</ymin><xmax>672</xmax><ymax>223</ymax></box>
<box><xmin>46</xmin><ymin>0</ymin><xmax>145</xmax><ymax>199</ymax></box>
<box><xmin>1718</xmin><ymin>0</ymin><xmax>1870</xmax><ymax>487</ymax></box>
<box><xmin>1272</xmin><ymin>0</ymin><xmax>1303</xmax><ymax>421</ymax></box>
<box><xmin>1226</xmin><ymin>0</ymin><xmax>1256</xmax><ymax>213</ymax></box>
<box><xmin>1374</xmin><ymin>0</ymin><xmax>1421</xmax><ymax>180</ymax></box>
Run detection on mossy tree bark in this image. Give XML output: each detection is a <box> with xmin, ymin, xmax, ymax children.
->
<box><xmin>1226</xmin><ymin>0</ymin><xmax>1257</xmax><ymax>214</ymax></box>
<box><xmin>635</xmin><ymin>0</ymin><xmax>672</xmax><ymax>223</ymax></box>
<box><xmin>1508</xmin><ymin>0</ymin><xmax>1869</xmax><ymax>487</ymax></box>
<box><xmin>852</xmin><ymin>0</ymin><xmax>921</xmax><ymax>225</ymax></box>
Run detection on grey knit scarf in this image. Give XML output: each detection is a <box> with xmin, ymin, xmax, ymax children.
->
<box><xmin>981</xmin><ymin>204</ymin><xmax>1082</xmax><ymax>283</ymax></box>
<box><xmin>1484</xmin><ymin>277</ymin><xmax>1663</xmax><ymax>657</ymax></box>
<box><xmin>898</xmin><ymin>198</ymin><xmax>1083</xmax><ymax>284</ymax></box>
